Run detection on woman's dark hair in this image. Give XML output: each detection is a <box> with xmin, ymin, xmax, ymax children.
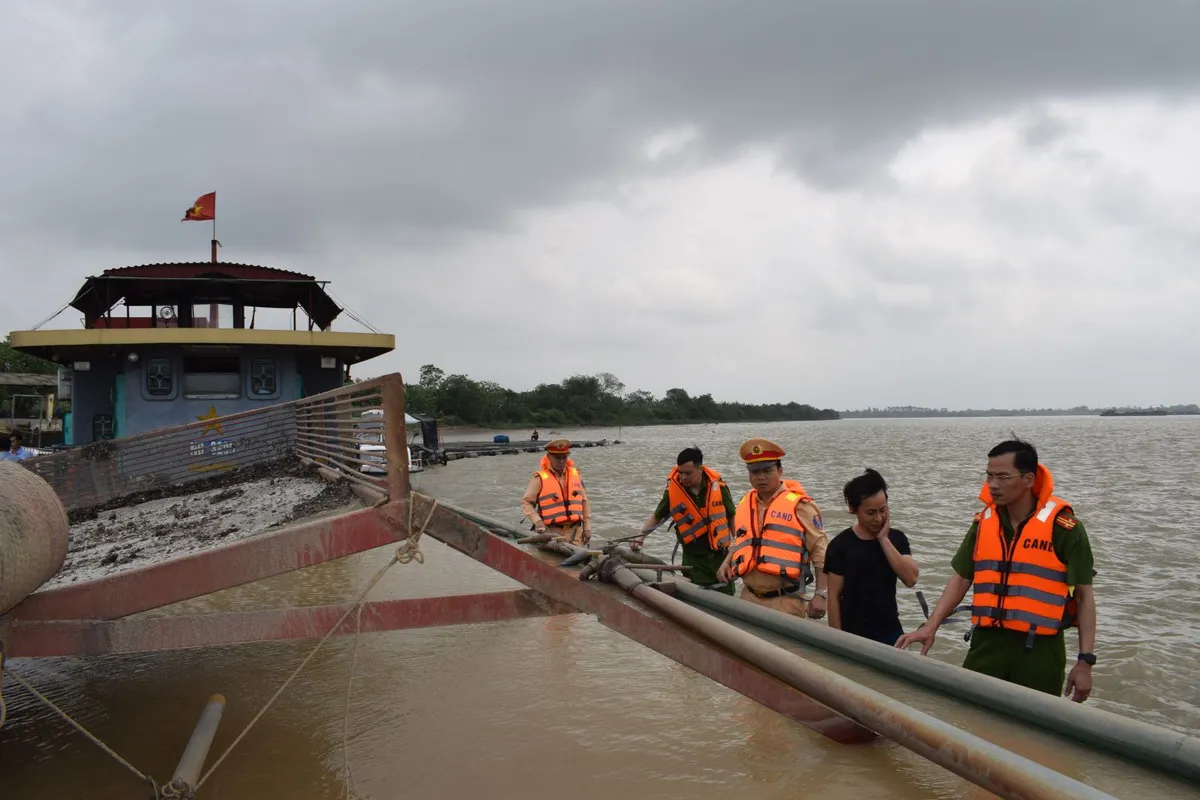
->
<box><xmin>843</xmin><ymin>468</ymin><xmax>888</xmax><ymax>511</ymax></box>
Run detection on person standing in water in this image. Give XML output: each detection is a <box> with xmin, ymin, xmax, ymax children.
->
<box><xmin>895</xmin><ymin>439</ymin><xmax>1097</xmax><ymax>702</ymax></box>
<box><xmin>825</xmin><ymin>468</ymin><xmax>919</xmax><ymax>645</ymax></box>
<box><xmin>520</xmin><ymin>438</ymin><xmax>592</xmax><ymax>546</ymax></box>
<box><xmin>633</xmin><ymin>446</ymin><xmax>737</xmax><ymax>595</ymax></box>
<box><xmin>715</xmin><ymin>438</ymin><xmax>829</xmax><ymax>619</ymax></box>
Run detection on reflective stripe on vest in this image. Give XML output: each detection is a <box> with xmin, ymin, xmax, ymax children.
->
<box><xmin>728</xmin><ymin>480</ymin><xmax>811</xmax><ymax>581</ymax></box>
<box><xmin>970</xmin><ymin>498</ymin><xmax>1071</xmax><ymax>637</ymax></box>
<box><xmin>536</xmin><ymin>468</ymin><xmax>584</xmax><ymax>526</ymax></box>
<box><xmin>666</xmin><ymin>465</ymin><xmax>731</xmax><ymax>550</ymax></box>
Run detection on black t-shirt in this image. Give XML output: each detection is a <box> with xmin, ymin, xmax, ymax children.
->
<box><xmin>824</xmin><ymin>527</ymin><xmax>912</xmax><ymax>639</ymax></box>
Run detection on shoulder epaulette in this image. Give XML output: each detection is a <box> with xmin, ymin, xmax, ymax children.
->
<box><xmin>1055</xmin><ymin>510</ymin><xmax>1078</xmax><ymax>530</ymax></box>
<box><xmin>972</xmin><ymin>511</ymin><xmax>983</xmax><ymax>524</ymax></box>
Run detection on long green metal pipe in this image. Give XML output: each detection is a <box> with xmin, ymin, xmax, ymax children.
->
<box><xmin>609</xmin><ymin>564</ymin><xmax>1117</xmax><ymax>800</ymax></box>
<box><xmin>435</xmin><ymin>500</ymin><xmax>1200</xmax><ymax>785</ymax></box>
<box><xmin>672</xmin><ymin>581</ymin><xmax>1200</xmax><ymax>785</ymax></box>
<box><xmin>436</xmin><ymin>500</ymin><xmax>528</xmax><ymax>540</ymax></box>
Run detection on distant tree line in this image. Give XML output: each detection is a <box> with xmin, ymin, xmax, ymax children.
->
<box><xmin>402</xmin><ymin>365</ymin><xmax>840</xmax><ymax>427</ymax></box>
<box><xmin>842</xmin><ymin>404</ymin><xmax>1200</xmax><ymax>418</ymax></box>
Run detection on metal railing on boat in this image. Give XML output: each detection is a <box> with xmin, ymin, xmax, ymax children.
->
<box><xmin>20</xmin><ymin>375</ymin><xmax>411</xmax><ymax>512</ymax></box>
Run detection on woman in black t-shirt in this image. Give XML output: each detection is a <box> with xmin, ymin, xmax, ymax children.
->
<box><xmin>824</xmin><ymin>469</ymin><xmax>920</xmax><ymax>645</ymax></box>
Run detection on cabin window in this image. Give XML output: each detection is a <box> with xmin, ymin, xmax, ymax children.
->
<box><xmin>182</xmin><ymin>355</ymin><xmax>241</xmax><ymax>398</ymax></box>
<box><xmin>92</xmin><ymin>414</ymin><xmax>115</xmax><ymax>441</ymax></box>
<box><xmin>145</xmin><ymin>357</ymin><xmax>174</xmax><ymax>397</ymax></box>
<box><xmin>250</xmin><ymin>359</ymin><xmax>278</xmax><ymax>397</ymax></box>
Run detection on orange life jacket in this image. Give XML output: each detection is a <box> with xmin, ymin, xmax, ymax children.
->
<box><xmin>728</xmin><ymin>479</ymin><xmax>814</xmax><ymax>581</ymax></box>
<box><xmin>666</xmin><ymin>465</ymin><xmax>731</xmax><ymax>550</ymax></box>
<box><xmin>535</xmin><ymin>464</ymin><xmax>585</xmax><ymax>526</ymax></box>
<box><xmin>971</xmin><ymin>464</ymin><xmax>1073</xmax><ymax>637</ymax></box>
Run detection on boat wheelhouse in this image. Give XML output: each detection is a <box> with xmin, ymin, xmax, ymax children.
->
<box><xmin>7</xmin><ymin>262</ymin><xmax>394</xmax><ymax>445</ymax></box>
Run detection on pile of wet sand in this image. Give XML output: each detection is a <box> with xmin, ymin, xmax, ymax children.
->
<box><xmin>66</xmin><ymin>458</ymin><xmax>321</xmax><ymax>524</ymax></box>
<box><xmin>44</xmin><ymin>461</ymin><xmax>360</xmax><ymax>589</ymax></box>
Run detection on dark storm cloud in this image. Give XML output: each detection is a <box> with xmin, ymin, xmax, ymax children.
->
<box><xmin>4</xmin><ymin>0</ymin><xmax>1200</xmax><ymax>257</ymax></box>
<box><xmin>5</xmin><ymin>1</ymin><xmax>1200</xmax><ymax>408</ymax></box>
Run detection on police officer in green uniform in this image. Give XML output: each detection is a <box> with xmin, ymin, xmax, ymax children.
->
<box><xmin>896</xmin><ymin>439</ymin><xmax>1097</xmax><ymax>702</ymax></box>
<box><xmin>634</xmin><ymin>446</ymin><xmax>737</xmax><ymax>595</ymax></box>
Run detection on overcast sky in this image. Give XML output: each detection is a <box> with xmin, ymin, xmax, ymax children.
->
<box><xmin>3</xmin><ymin>1</ymin><xmax>1199</xmax><ymax>410</ymax></box>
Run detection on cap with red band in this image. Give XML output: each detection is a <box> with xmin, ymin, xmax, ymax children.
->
<box><xmin>739</xmin><ymin>438</ymin><xmax>785</xmax><ymax>471</ymax></box>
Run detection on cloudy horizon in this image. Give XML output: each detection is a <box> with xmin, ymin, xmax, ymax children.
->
<box><xmin>4</xmin><ymin>1</ymin><xmax>1199</xmax><ymax>411</ymax></box>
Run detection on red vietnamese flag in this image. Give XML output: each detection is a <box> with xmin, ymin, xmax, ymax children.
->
<box><xmin>182</xmin><ymin>192</ymin><xmax>216</xmax><ymax>221</ymax></box>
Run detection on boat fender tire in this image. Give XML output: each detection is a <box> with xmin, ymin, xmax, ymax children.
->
<box><xmin>0</xmin><ymin>461</ymin><xmax>70</xmax><ymax>614</ymax></box>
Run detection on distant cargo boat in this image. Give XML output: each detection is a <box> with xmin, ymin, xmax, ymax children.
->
<box><xmin>1098</xmin><ymin>408</ymin><xmax>1200</xmax><ymax>416</ymax></box>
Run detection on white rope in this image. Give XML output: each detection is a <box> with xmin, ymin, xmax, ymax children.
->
<box><xmin>197</xmin><ymin>498</ymin><xmax>438</xmax><ymax>793</ymax></box>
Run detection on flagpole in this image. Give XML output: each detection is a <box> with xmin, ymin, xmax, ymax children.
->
<box><xmin>209</xmin><ymin>209</ymin><xmax>219</xmax><ymax>327</ymax></box>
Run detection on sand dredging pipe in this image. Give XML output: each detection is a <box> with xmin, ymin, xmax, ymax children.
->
<box><xmin>431</xmin><ymin>498</ymin><xmax>1113</xmax><ymax>799</ymax></box>
<box><xmin>671</xmin><ymin>581</ymin><xmax>1200</xmax><ymax>786</ymax></box>
<box><xmin>433</xmin><ymin>502</ymin><xmax>1129</xmax><ymax>796</ymax></box>
<box><xmin>435</xmin><ymin>499</ymin><xmax>538</xmax><ymax>540</ymax></box>
<box><xmin>596</xmin><ymin>561</ymin><xmax>1116</xmax><ymax>800</ymax></box>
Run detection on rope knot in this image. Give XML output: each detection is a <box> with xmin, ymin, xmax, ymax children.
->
<box><xmin>396</xmin><ymin>542</ymin><xmax>425</xmax><ymax>565</ymax></box>
<box><xmin>160</xmin><ymin>779</ymin><xmax>194</xmax><ymax>799</ymax></box>
<box><xmin>396</xmin><ymin>496</ymin><xmax>438</xmax><ymax>565</ymax></box>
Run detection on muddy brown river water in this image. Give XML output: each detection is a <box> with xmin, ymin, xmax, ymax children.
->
<box><xmin>2</xmin><ymin>416</ymin><xmax>1199</xmax><ymax>798</ymax></box>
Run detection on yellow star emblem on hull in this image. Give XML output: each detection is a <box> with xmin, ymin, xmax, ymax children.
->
<box><xmin>197</xmin><ymin>404</ymin><xmax>223</xmax><ymax>436</ymax></box>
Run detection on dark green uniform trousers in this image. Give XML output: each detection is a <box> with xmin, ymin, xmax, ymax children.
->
<box><xmin>680</xmin><ymin>547</ymin><xmax>735</xmax><ymax>595</ymax></box>
<box><xmin>962</xmin><ymin>627</ymin><xmax>1067</xmax><ymax>695</ymax></box>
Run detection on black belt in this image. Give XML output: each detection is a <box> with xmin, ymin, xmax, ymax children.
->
<box><xmin>746</xmin><ymin>584</ymin><xmax>803</xmax><ymax>599</ymax></box>
<box><xmin>964</xmin><ymin>624</ymin><xmax>1039</xmax><ymax>654</ymax></box>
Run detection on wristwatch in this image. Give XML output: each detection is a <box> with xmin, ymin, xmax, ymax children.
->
<box><xmin>1077</xmin><ymin>653</ymin><xmax>1097</xmax><ymax>666</ymax></box>
<box><xmin>814</xmin><ymin>588</ymin><xmax>828</xmax><ymax>599</ymax></box>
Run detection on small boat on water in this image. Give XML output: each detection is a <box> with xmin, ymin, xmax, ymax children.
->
<box><xmin>355</xmin><ymin>407</ymin><xmax>424</xmax><ymax>474</ymax></box>
<box><xmin>1099</xmin><ymin>405</ymin><xmax>1200</xmax><ymax>416</ymax></box>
